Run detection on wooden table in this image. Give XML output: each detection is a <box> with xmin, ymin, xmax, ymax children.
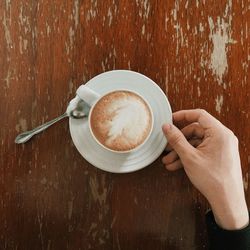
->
<box><xmin>0</xmin><ymin>0</ymin><xmax>249</xmax><ymax>249</ymax></box>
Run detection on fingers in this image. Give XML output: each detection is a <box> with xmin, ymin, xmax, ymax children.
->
<box><xmin>165</xmin><ymin>123</ymin><xmax>204</xmax><ymax>151</ymax></box>
<box><xmin>163</xmin><ymin>138</ymin><xmax>202</xmax><ymax>167</ymax></box>
<box><xmin>162</xmin><ymin>150</ymin><xmax>179</xmax><ymax>165</ymax></box>
<box><xmin>164</xmin><ymin>159</ymin><xmax>183</xmax><ymax>171</ymax></box>
<box><xmin>173</xmin><ymin>109</ymin><xmax>219</xmax><ymax>129</ymax></box>
<box><xmin>162</xmin><ymin>123</ymin><xmax>196</xmax><ymax>160</ymax></box>
<box><xmin>165</xmin><ymin>143</ymin><xmax>173</xmax><ymax>152</ymax></box>
<box><xmin>181</xmin><ymin>122</ymin><xmax>205</xmax><ymax>140</ymax></box>
<box><xmin>189</xmin><ymin>138</ymin><xmax>202</xmax><ymax>147</ymax></box>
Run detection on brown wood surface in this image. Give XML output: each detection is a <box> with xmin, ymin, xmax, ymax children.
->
<box><xmin>0</xmin><ymin>0</ymin><xmax>249</xmax><ymax>249</ymax></box>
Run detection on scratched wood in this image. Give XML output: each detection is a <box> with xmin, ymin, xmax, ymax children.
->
<box><xmin>0</xmin><ymin>0</ymin><xmax>249</xmax><ymax>249</ymax></box>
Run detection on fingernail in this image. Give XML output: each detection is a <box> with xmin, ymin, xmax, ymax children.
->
<box><xmin>162</xmin><ymin>124</ymin><xmax>172</xmax><ymax>132</ymax></box>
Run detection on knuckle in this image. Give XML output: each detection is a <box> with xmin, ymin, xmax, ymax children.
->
<box><xmin>233</xmin><ymin>134</ymin><xmax>239</xmax><ymax>144</ymax></box>
<box><xmin>184</xmin><ymin>149</ymin><xmax>201</xmax><ymax>167</ymax></box>
<box><xmin>196</xmin><ymin>108</ymin><xmax>207</xmax><ymax>116</ymax></box>
<box><xmin>226</xmin><ymin>128</ymin><xmax>235</xmax><ymax>138</ymax></box>
<box><xmin>223</xmin><ymin>128</ymin><xmax>238</xmax><ymax>144</ymax></box>
<box><xmin>169</xmin><ymin>133</ymin><xmax>183</xmax><ymax>147</ymax></box>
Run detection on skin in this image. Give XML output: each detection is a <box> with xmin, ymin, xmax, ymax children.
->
<box><xmin>162</xmin><ymin>109</ymin><xmax>249</xmax><ymax>230</ymax></box>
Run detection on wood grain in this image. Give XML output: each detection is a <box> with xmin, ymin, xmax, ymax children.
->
<box><xmin>0</xmin><ymin>0</ymin><xmax>249</xmax><ymax>249</ymax></box>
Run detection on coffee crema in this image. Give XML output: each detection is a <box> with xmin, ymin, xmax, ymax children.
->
<box><xmin>90</xmin><ymin>90</ymin><xmax>152</xmax><ymax>152</ymax></box>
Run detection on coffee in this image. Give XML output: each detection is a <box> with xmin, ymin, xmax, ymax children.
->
<box><xmin>90</xmin><ymin>90</ymin><xmax>152</xmax><ymax>152</ymax></box>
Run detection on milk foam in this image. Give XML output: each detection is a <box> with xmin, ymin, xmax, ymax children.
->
<box><xmin>105</xmin><ymin>97</ymin><xmax>151</xmax><ymax>147</ymax></box>
<box><xmin>90</xmin><ymin>91</ymin><xmax>152</xmax><ymax>151</ymax></box>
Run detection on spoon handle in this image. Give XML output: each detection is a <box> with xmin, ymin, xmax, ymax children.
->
<box><xmin>15</xmin><ymin>112</ymin><xmax>68</xmax><ymax>144</ymax></box>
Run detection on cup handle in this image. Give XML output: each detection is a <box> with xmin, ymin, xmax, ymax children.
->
<box><xmin>76</xmin><ymin>85</ymin><xmax>101</xmax><ymax>106</ymax></box>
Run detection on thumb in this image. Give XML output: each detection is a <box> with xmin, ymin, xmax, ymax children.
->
<box><xmin>162</xmin><ymin>123</ymin><xmax>195</xmax><ymax>159</ymax></box>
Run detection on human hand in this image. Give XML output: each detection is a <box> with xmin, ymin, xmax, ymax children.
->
<box><xmin>162</xmin><ymin>109</ymin><xmax>249</xmax><ymax>230</ymax></box>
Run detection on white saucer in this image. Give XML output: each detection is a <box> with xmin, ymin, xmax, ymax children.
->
<box><xmin>69</xmin><ymin>70</ymin><xmax>172</xmax><ymax>173</ymax></box>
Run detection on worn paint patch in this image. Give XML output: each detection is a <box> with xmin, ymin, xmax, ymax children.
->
<box><xmin>68</xmin><ymin>200</ymin><xmax>73</xmax><ymax>220</ymax></box>
<box><xmin>197</xmin><ymin>86</ymin><xmax>201</xmax><ymax>97</ymax></box>
<box><xmin>208</xmin><ymin>17</ymin><xmax>229</xmax><ymax>85</ymax></box>
<box><xmin>73</xmin><ymin>0</ymin><xmax>79</xmax><ymax>28</ymax></box>
<box><xmin>40</xmin><ymin>177</ymin><xmax>47</xmax><ymax>185</ymax></box>
<box><xmin>3</xmin><ymin>13</ymin><xmax>12</xmax><ymax>50</ymax></box>
<box><xmin>86</xmin><ymin>0</ymin><xmax>97</xmax><ymax>22</ymax></box>
<box><xmin>171</xmin><ymin>0</ymin><xmax>187</xmax><ymax>54</ymax></box>
<box><xmin>89</xmin><ymin>176</ymin><xmax>108</xmax><ymax>206</ymax></box>
<box><xmin>69</xmin><ymin>27</ymin><xmax>75</xmax><ymax>50</ymax></box>
<box><xmin>19</xmin><ymin>36</ymin><xmax>28</xmax><ymax>54</ymax></box>
<box><xmin>4</xmin><ymin>68</ymin><xmax>12</xmax><ymax>88</ymax></box>
<box><xmin>15</xmin><ymin>118</ymin><xmax>28</xmax><ymax>132</ymax></box>
<box><xmin>215</xmin><ymin>95</ymin><xmax>224</xmax><ymax>114</ymax></box>
<box><xmin>136</xmin><ymin>0</ymin><xmax>150</xmax><ymax>19</ymax></box>
<box><xmin>136</xmin><ymin>0</ymin><xmax>151</xmax><ymax>38</ymax></box>
<box><xmin>67</xmin><ymin>79</ymin><xmax>74</xmax><ymax>98</ymax></box>
<box><xmin>207</xmin><ymin>0</ymin><xmax>236</xmax><ymax>85</ymax></box>
<box><xmin>107</xmin><ymin>7</ymin><xmax>114</xmax><ymax>27</ymax></box>
<box><xmin>243</xmin><ymin>173</ymin><xmax>248</xmax><ymax>191</ymax></box>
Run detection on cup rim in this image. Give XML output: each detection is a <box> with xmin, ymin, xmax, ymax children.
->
<box><xmin>88</xmin><ymin>89</ymin><xmax>154</xmax><ymax>154</ymax></box>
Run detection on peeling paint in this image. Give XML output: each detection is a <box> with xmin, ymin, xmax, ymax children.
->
<box><xmin>4</xmin><ymin>68</ymin><xmax>12</xmax><ymax>88</ymax></box>
<box><xmin>69</xmin><ymin>79</ymin><xmax>74</xmax><ymax>95</ymax></box>
<box><xmin>19</xmin><ymin>36</ymin><xmax>28</xmax><ymax>54</ymax></box>
<box><xmin>69</xmin><ymin>27</ymin><xmax>75</xmax><ymax>50</ymax></box>
<box><xmin>32</xmin><ymin>99</ymin><xmax>37</xmax><ymax>113</ymax></box>
<box><xmin>87</xmin><ymin>222</ymin><xmax>97</xmax><ymax>235</ymax></box>
<box><xmin>171</xmin><ymin>0</ymin><xmax>179</xmax><ymax>22</ymax></box>
<box><xmin>173</xmin><ymin>23</ymin><xmax>184</xmax><ymax>54</ymax></box>
<box><xmin>207</xmin><ymin>0</ymin><xmax>236</xmax><ymax>85</ymax></box>
<box><xmin>171</xmin><ymin>0</ymin><xmax>186</xmax><ymax>54</ymax></box>
<box><xmin>215</xmin><ymin>95</ymin><xmax>223</xmax><ymax>114</ymax></box>
<box><xmin>141</xmin><ymin>24</ymin><xmax>145</xmax><ymax>35</ymax></box>
<box><xmin>68</xmin><ymin>200</ymin><xmax>73</xmax><ymax>220</ymax></box>
<box><xmin>243</xmin><ymin>173</ymin><xmax>248</xmax><ymax>191</ymax></box>
<box><xmin>89</xmin><ymin>176</ymin><xmax>108</xmax><ymax>206</ymax></box>
<box><xmin>3</xmin><ymin>13</ymin><xmax>12</xmax><ymax>50</ymax></box>
<box><xmin>95</xmin><ymin>36</ymin><xmax>98</xmax><ymax>45</ymax></box>
<box><xmin>197</xmin><ymin>86</ymin><xmax>201</xmax><ymax>97</ymax></box>
<box><xmin>196</xmin><ymin>0</ymin><xmax>199</xmax><ymax>8</ymax></box>
<box><xmin>46</xmin><ymin>23</ymin><xmax>51</xmax><ymax>35</ymax></box>
<box><xmin>199</xmin><ymin>23</ymin><xmax>204</xmax><ymax>33</ymax></box>
<box><xmin>15</xmin><ymin>118</ymin><xmax>28</xmax><ymax>132</ymax></box>
<box><xmin>111</xmin><ymin>214</ymin><xmax>117</xmax><ymax>228</ymax></box>
<box><xmin>127</xmin><ymin>60</ymin><xmax>131</xmax><ymax>70</ymax></box>
<box><xmin>116</xmin><ymin>233</ymin><xmax>121</xmax><ymax>250</ymax></box>
<box><xmin>23</xmin><ymin>39</ymin><xmax>28</xmax><ymax>50</ymax></box>
<box><xmin>40</xmin><ymin>177</ymin><xmax>47</xmax><ymax>185</ymax></box>
<box><xmin>98</xmin><ymin>238</ymin><xmax>105</xmax><ymax>245</ymax></box>
<box><xmin>101</xmin><ymin>61</ymin><xmax>105</xmax><ymax>71</ymax></box>
<box><xmin>18</xmin><ymin>4</ymin><xmax>31</xmax><ymax>34</ymax></box>
<box><xmin>136</xmin><ymin>0</ymin><xmax>150</xmax><ymax>19</ymax></box>
<box><xmin>107</xmin><ymin>7</ymin><xmax>113</xmax><ymax>27</ymax></box>
<box><xmin>165</xmin><ymin>15</ymin><xmax>169</xmax><ymax>32</ymax></box>
<box><xmin>86</xmin><ymin>0</ymin><xmax>97</xmax><ymax>22</ymax></box>
<box><xmin>73</xmin><ymin>0</ymin><xmax>79</xmax><ymax>28</ymax></box>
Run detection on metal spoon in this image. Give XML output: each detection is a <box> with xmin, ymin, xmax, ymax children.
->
<box><xmin>15</xmin><ymin>100</ymin><xmax>90</xmax><ymax>144</ymax></box>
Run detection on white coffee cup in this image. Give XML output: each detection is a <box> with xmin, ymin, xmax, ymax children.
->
<box><xmin>76</xmin><ymin>85</ymin><xmax>154</xmax><ymax>153</ymax></box>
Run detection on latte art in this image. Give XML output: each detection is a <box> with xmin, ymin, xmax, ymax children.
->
<box><xmin>90</xmin><ymin>91</ymin><xmax>152</xmax><ymax>151</ymax></box>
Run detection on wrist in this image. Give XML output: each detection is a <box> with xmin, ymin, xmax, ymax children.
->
<box><xmin>210</xmin><ymin>199</ymin><xmax>249</xmax><ymax>230</ymax></box>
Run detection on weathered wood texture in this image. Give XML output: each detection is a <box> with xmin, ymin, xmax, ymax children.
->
<box><xmin>0</xmin><ymin>0</ymin><xmax>249</xmax><ymax>249</ymax></box>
